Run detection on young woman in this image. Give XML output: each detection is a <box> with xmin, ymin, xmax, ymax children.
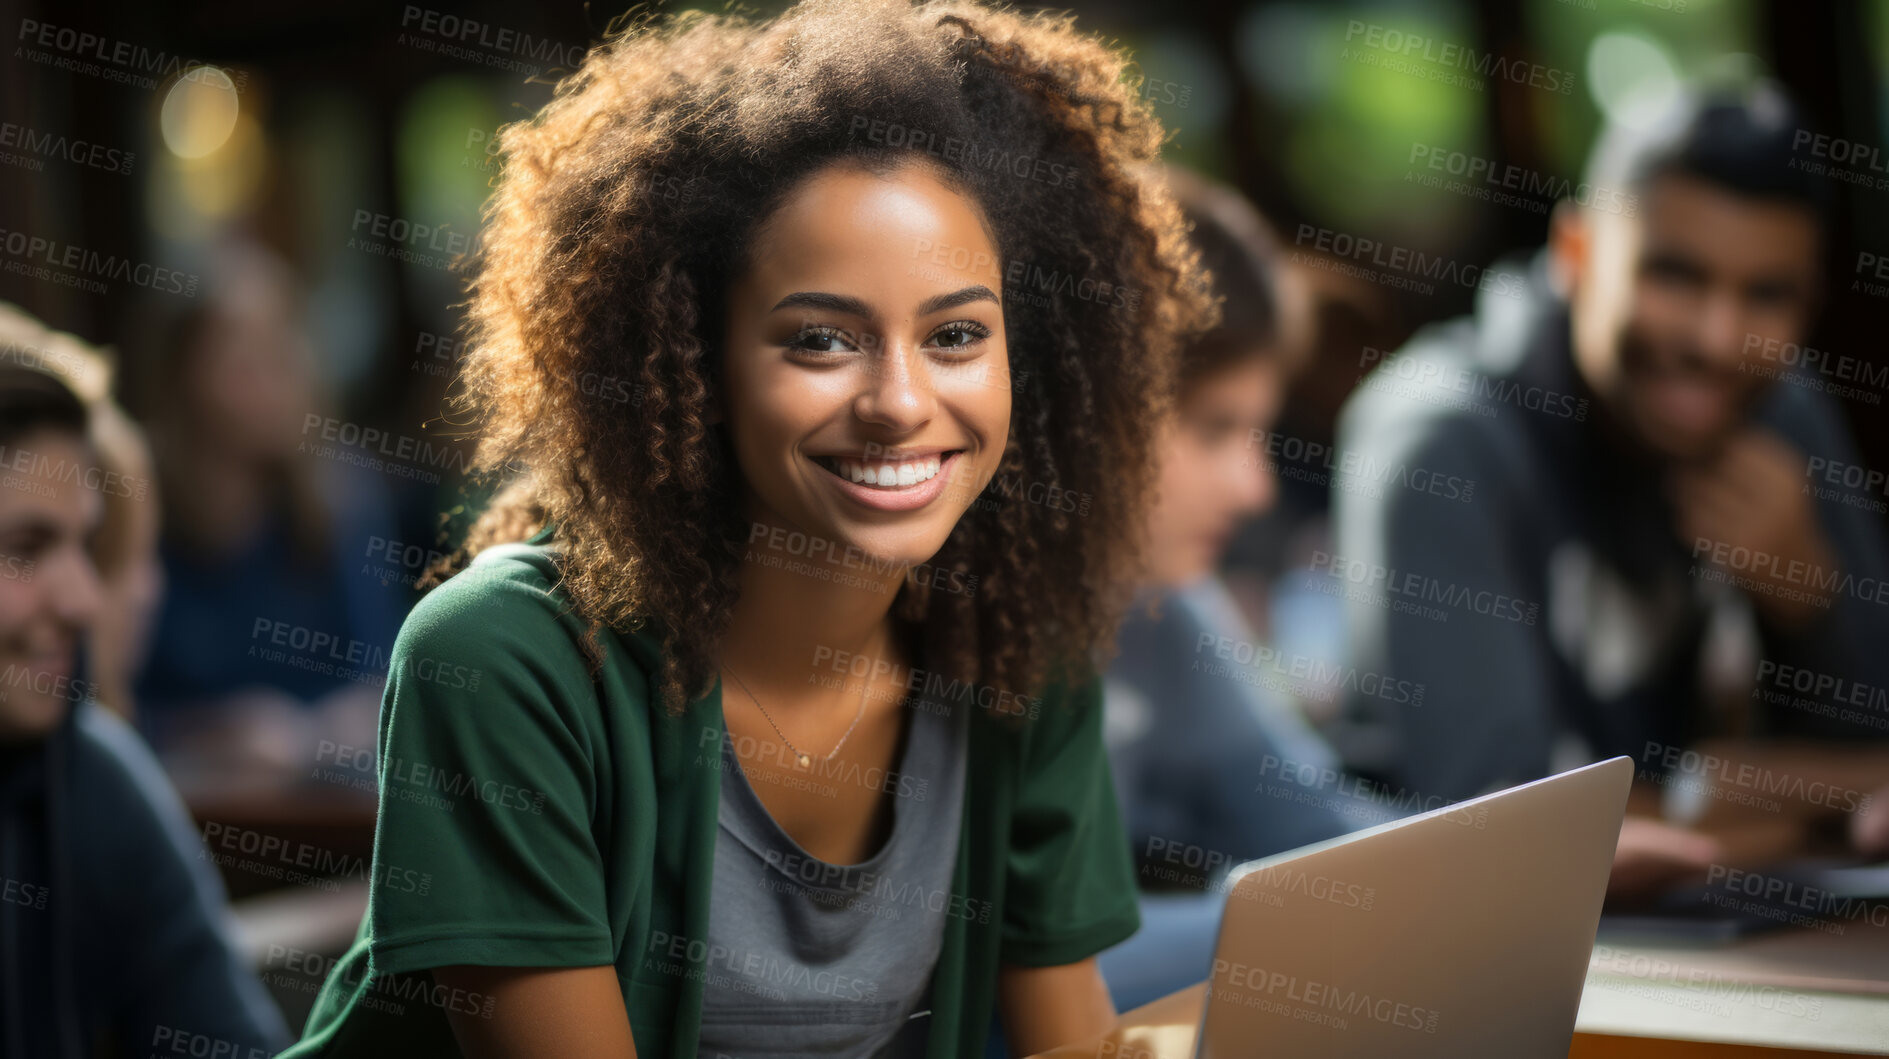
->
<box><xmin>283</xmin><ymin>1</ymin><xmax>1212</xmax><ymax>1056</ymax></box>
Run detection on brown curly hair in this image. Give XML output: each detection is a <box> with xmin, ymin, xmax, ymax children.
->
<box><xmin>429</xmin><ymin>0</ymin><xmax>1216</xmax><ymax>715</ymax></box>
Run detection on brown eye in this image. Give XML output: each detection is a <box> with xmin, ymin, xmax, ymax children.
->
<box><xmin>787</xmin><ymin>326</ymin><xmax>855</xmax><ymax>354</ymax></box>
<box><xmin>928</xmin><ymin>320</ymin><xmax>991</xmax><ymax>350</ymax></box>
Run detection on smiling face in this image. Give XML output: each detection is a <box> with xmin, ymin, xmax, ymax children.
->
<box><xmin>720</xmin><ymin>157</ymin><xmax>1012</xmax><ymax>570</ymax></box>
<box><xmin>0</xmin><ymin>430</ymin><xmax>103</xmax><ymax>743</ymax></box>
<box><xmin>1563</xmin><ymin>173</ymin><xmax>1820</xmax><ymax>463</ymax></box>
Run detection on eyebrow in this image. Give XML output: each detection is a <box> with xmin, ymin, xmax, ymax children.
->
<box><xmin>770</xmin><ymin>285</ymin><xmax>999</xmax><ymax>318</ymax></box>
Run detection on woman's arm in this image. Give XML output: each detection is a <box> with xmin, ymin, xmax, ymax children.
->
<box><xmin>433</xmin><ymin>965</ymin><xmax>639</xmax><ymax>1059</ymax></box>
<box><xmin>998</xmin><ymin>957</ymin><xmax>1117</xmax><ymax>1056</ymax></box>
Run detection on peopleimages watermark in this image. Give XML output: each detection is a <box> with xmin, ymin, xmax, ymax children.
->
<box><xmin>1743</xmin><ymin>334</ymin><xmax>1886</xmax><ymax>407</ymax></box>
<box><xmin>1589</xmin><ymin>944</ymin><xmax>1824</xmax><ymax>1021</ymax></box>
<box><xmin>1791</xmin><ymin>129</ymin><xmax>1889</xmax><ymax>194</ymax></box>
<box><xmin>1307</xmin><ymin>550</ymin><xmax>1539</xmax><ymax>626</ymax></box>
<box><xmin>1638</xmin><ymin>741</ymin><xmax>1872</xmax><ymax>815</ymax></box>
<box><xmin>1142</xmin><ymin>835</ymin><xmax>1378</xmax><ymax>912</ymax></box>
<box><xmin>1193</xmin><ymin>633</ymin><xmax>1425</xmax><ymax>706</ymax></box>
<box><xmin>1254</xmin><ymin>754</ymin><xmax>1492</xmax><ymax>831</ymax></box>
<box><xmin>198</xmin><ymin>821</ymin><xmax>431</xmax><ymax>896</ymax></box>
<box><xmin>349</xmin><ymin>209</ymin><xmax>477</xmax><ymax>272</ymax></box>
<box><xmin>14</xmin><ymin>20</ymin><xmax>250</xmax><ymax>93</ymax></box>
<box><xmin>1341</xmin><ymin>19</ymin><xmax>1575</xmax><ymax>96</ymax></box>
<box><xmin>1292</xmin><ymin>223</ymin><xmax>1525</xmax><ymax>300</ymax></box>
<box><xmin>1689</xmin><ymin>537</ymin><xmax>1889</xmax><ymax>609</ymax></box>
<box><xmin>907</xmin><ymin>236</ymin><xmax>1143</xmax><ymax>316</ymax></box>
<box><xmin>1704</xmin><ymin>864</ymin><xmax>1889</xmax><ymax>935</ymax></box>
<box><xmin>1357</xmin><ymin>346</ymin><xmax>1590</xmax><ymax>422</ymax></box>
<box><xmin>1853</xmin><ymin>249</ymin><xmax>1889</xmax><ymax>299</ymax></box>
<box><xmin>0</xmin><ymin>337</ymin><xmax>105</xmax><ymax>392</ymax></box>
<box><xmin>0</xmin><ymin>663</ymin><xmax>99</xmax><ymax>708</ymax></box>
<box><xmin>643</xmin><ymin>931</ymin><xmax>877</xmax><ymax>1003</ymax></box>
<box><xmin>1211</xmin><ymin>957</ymin><xmax>1441</xmax><ymax>1034</ymax></box>
<box><xmin>148</xmin><ymin>1026</ymin><xmax>277</xmax><ymax>1059</ymax></box>
<box><xmin>0</xmin><ymin>227</ymin><xmax>198</xmax><ymax>298</ymax></box>
<box><xmin>851</xmin><ymin>115</ymin><xmax>1081</xmax><ymax>190</ymax></box>
<box><xmin>1751</xmin><ymin>659</ymin><xmax>1889</xmax><ymax>733</ymax></box>
<box><xmin>809</xmin><ymin>644</ymin><xmax>1041</xmax><ymax>719</ymax></box>
<box><xmin>1804</xmin><ymin>456</ymin><xmax>1889</xmax><ymax>515</ymax></box>
<box><xmin>0</xmin><ymin>121</ymin><xmax>134</xmax><ymax>176</ymax></box>
<box><xmin>696</xmin><ymin>724</ymin><xmax>924</xmax><ymax>802</ymax></box>
<box><xmin>1405</xmin><ymin>142</ymin><xmax>1634</xmax><ymax>217</ymax></box>
<box><xmin>1</xmin><ymin>874</ymin><xmax>47</xmax><ymax>912</ymax></box>
<box><xmin>758</xmin><ymin>849</ymin><xmax>991</xmax><ymax>925</ymax></box>
<box><xmin>745</xmin><ymin>521</ymin><xmax>979</xmax><ymax>599</ymax></box>
<box><xmin>1124</xmin><ymin>67</ymin><xmax>1192</xmax><ymax>109</ymax></box>
<box><xmin>1246</xmin><ymin>428</ymin><xmax>1476</xmax><ymax>504</ymax></box>
<box><xmin>299</xmin><ymin>413</ymin><xmax>489</xmax><ymax>485</ymax></box>
<box><xmin>360</xmin><ymin>533</ymin><xmax>452</xmax><ymax>589</ymax></box>
<box><xmin>695</xmin><ymin>727</ymin><xmax>840</xmax><ymax>799</ymax></box>
<box><xmin>261</xmin><ymin>943</ymin><xmax>496</xmax><ymax>1019</ymax></box>
<box><xmin>410</xmin><ymin>329</ymin><xmax>460</xmax><ymax>379</ymax></box>
<box><xmin>312</xmin><ymin>739</ymin><xmax>546</xmax><ymax>817</ymax></box>
<box><xmin>0</xmin><ymin>552</ymin><xmax>33</xmax><ymax>584</ymax></box>
<box><xmin>396</xmin><ymin>6</ymin><xmax>587</xmax><ymax>76</ymax></box>
<box><xmin>0</xmin><ymin>439</ymin><xmax>151</xmax><ymax>501</ymax></box>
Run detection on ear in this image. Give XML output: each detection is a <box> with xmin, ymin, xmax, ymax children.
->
<box><xmin>1547</xmin><ymin>198</ymin><xmax>1589</xmax><ymax>299</ymax></box>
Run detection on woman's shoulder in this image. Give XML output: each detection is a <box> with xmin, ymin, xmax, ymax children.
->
<box><xmin>395</xmin><ymin>539</ymin><xmax>668</xmax><ymax>710</ymax></box>
<box><xmin>403</xmin><ymin>541</ymin><xmax>573</xmax><ymax>641</ymax></box>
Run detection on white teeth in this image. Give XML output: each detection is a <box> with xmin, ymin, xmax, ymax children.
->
<box><xmin>830</xmin><ymin>453</ymin><xmax>945</xmax><ymax>488</ymax></box>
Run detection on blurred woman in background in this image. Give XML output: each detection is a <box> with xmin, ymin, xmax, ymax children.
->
<box><xmin>123</xmin><ymin>237</ymin><xmax>399</xmax><ymax>791</ymax></box>
<box><xmin>1097</xmin><ymin>168</ymin><xmax>1390</xmax><ymax>1010</ymax></box>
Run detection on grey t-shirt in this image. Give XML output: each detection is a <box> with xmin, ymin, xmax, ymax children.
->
<box><xmin>697</xmin><ymin>688</ymin><xmax>968</xmax><ymax>1058</ymax></box>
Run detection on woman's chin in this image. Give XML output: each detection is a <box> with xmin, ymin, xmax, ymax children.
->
<box><xmin>833</xmin><ymin>531</ymin><xmax>951</xmax><ymax>572</ymax></box>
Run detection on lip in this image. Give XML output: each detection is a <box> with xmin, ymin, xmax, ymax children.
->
<box><xmin>16</xmin><ymin>652</ymin><xmax>71</xmax><ymax>685</ymax></box>
<box><xmin>1637</xmin><ymin>371</ymin><xmax>1731</xmax><ymax>435</ymax></box>
<box><xmin>811</xmin><ymin>449</ymin><xmax>965</xmax><ymax>513</ymax></box>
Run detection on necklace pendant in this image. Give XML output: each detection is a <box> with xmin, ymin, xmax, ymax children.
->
<box><xmin>796</xmin><ymin>752</ymin><xmax>812</xmax><ymax>770</ymax></box>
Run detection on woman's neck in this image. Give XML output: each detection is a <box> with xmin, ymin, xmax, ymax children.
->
<box><xmin>718</xmin><ymin>529</ymin><xmax>908</xmax><ymax>697</ymax></box>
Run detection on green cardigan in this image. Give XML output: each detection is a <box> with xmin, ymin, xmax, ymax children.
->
<box><xmin>279</xmin><ymin>531</ymin><xmax>1141</xmax><ymax>1057</ymax></box>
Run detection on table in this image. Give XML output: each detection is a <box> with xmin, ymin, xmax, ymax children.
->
<box><xmin>1029</xmin><ymin>928</ymin><xmax>1889</xmax><ymax>1057</ymax></box>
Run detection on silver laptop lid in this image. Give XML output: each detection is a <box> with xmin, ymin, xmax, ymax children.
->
<box><xmin>1195</xmin><ymin>756</ymin><xmax>1632</xmax><ymax>1058</ymax></box>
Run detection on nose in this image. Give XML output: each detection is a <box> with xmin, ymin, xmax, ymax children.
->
<box><xmin>853</xmin><ymin>335</ymin><xmax>936</xmax><ymax>431</ymax></box>
<box><xmin>1228</xmin><ymin>440</ymin><xmax>1275</xmax><ymax>518</ymax></box>
<box><xmin>1694</xmin><ymin>289</ymin><xmax>1748</xmax><ymax>369</ymax></box>
<box><xmin>46</xmin><ymin>543</ymin><xmax>104</xmax><ymax>634</ymax></box>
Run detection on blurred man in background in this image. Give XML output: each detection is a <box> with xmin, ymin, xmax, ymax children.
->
<box><xmin>1333</xmin><ymin>83</ymin><xmax>1889</xmax><ymax>893</ymax></box>
<box><xmin>0</xmin><ymin>311</ymin><xmax>288</xmax><ymax>1058</ymax></box>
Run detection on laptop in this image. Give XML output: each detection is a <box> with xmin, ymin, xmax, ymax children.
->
<box><xmin>1193</xmin><ymin>756</ymin><xmax>1632</xmax><ymax>1058</ymax></box>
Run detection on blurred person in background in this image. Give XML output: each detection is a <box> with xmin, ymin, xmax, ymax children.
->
<box><xmin>1096</xmin><ymin>166</ymin><xmax>1393</xmax><ymax>1010</ymax></box>
<box><xmin>1332</xmin><ymin>82</ymin><xmax>1889</xmax><ymax>896</ymax></box>
<box><xmin>123</xmin><ymin>237</ymin><xmax>400</xmax><ymax>791</ymax></box>
<box><xmin>0</xmin><ymin>305</ymin><xmax>166</xmax><ymax>724</ymax></box>
<box><xmin>0</xmin><ymin>320</ymin><xmax>290</xmax><ymax>1058</ymax></box>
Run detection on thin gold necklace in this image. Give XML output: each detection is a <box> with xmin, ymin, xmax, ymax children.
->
<box><xmin>721</xmin><ymin>662</ymin><xmax>870</xmax><ymax>770</ymax></box>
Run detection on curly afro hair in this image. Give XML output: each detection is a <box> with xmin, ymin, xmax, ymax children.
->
<box><xmin>433</xmin><ymin>0</ymin><xmax>1216</xmax><ymax>715</ymax></box>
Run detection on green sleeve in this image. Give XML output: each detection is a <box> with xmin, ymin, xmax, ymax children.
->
<box><xmin>998</xmin><ymin>674</ymin><xmax>1143</xmax><ymax>967</ymax></box>
<box><xmin>365</xmin><ymin>562</ymin><xmax>617</xmax><ymax>974</ymax></box>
